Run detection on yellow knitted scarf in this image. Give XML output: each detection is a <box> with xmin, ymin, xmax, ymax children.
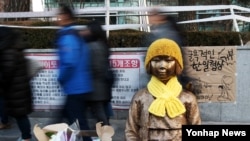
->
<box><xmin>148</xmin><ymin>76</ymin><xmax>186</xmax><ymax>118</ymax></box>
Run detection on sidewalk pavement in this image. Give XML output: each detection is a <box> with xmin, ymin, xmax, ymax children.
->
<box><xmin>0</xmin><ymin>117</ymin><xmax>249</xmax><ymax>141</ymax></box>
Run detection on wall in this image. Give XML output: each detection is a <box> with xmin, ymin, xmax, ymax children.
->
<box><xmin>28</xmin><ymin>46</ymin><xmax>250</xmax><ymax>123</ymax></box>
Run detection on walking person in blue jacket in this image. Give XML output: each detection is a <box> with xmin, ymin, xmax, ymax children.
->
<box><xmin>55</xmin><ymin>4</ymin><xmax>93</xmax><ymax>141</ymax></box>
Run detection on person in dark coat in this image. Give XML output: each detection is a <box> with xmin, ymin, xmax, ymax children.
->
<box><xmin>0</xmin><ymin>90</ymin><xmax>10</xmax><ymax>130</ymax></box>
<box><xmin>81</xmin><ymin>20</ymin><xmax>114</xmax><ymax>126</ymax></box>
<box><xmin>0</xmin><ymin>36</ymin><xmax>11</xmax><ymax>130</ymax></box>
<box><xmin>0</xmin><ymin>26</ymin><xmax>34</xmax><ymax>141</ymax></box>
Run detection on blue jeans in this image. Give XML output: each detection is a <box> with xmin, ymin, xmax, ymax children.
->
<box><xmin>64</xmin><ymin>94</ymin><xmax>92</xmax><ymax>141</ymax></box>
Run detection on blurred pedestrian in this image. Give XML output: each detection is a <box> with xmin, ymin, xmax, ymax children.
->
<box><xmin>125</xmin><ymin>38</ymin><xmax>201</xmax><ymax>141</ymax></box>
<box><xmin>0</xmin><ymin>67</ymin><xmax>11</xmax><ymax>130</ymax></box>
<box><xmin>81</xmin><ymin>20</ymin><xmax>115</xmax><ymax>126</ymax></box>
<box><xmin>0</xmin><ymin>26</ymin><xmax>34</xmax><ymax>141</ymax></box>
<box><xmin>146</xmin><ymin>8</ymin><xmax>184</xmax><ymax>47</ymax></box>
<box><xmin>0</xmin><ymin>29</ymin><xmax>10</xmax><ymax>130</ymax></box>
<box><xmin>54</xmin><ymin>4</ymin><xmax>93</xmax><ymax>141</ymax></box>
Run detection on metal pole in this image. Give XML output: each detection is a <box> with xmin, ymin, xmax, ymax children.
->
<box><xmin>230</xmin><ymin>6</ymin><xmax>243</xmax><ymax>46</ymax></box>
<box><xmin>105</xmin><ymin>0</ymin><xmax>110</xmax><ymax>38</ymax></box>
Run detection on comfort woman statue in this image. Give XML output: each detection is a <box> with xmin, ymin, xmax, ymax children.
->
<box><xmin>125</xmin><ymin>38</ymin><xmax>201</xmax><ymax>141</ymax></box>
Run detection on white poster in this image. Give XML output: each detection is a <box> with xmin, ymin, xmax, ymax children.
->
<box><xmin>26</xmin><ymin>51</ymin><xmax>147</xmax><ymax>110</ymax></box>
<box><xmin>110</xmin><ymin>52</ymin><xmax>146</xmax><ymax>109</ymax></box>
<box><xmin>26</xmin><ymin>53</ymin><xmax>66</xmax><ymax>110</ymax></box>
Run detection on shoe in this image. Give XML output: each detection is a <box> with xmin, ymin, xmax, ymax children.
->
<box><xmin>0</xmin><ymin>123</ymin><xmax>11</xmax><ymax>130</ymax></box>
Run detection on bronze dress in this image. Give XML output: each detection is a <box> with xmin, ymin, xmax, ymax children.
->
<box><xmin>125</xmin><ymin>88</ymin><xmax>201</xmax><ymax>141</ymax></box>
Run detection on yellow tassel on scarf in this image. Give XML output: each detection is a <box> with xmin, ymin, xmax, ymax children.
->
<box><xmin>148</xmin><ymin>76</ymin><xmax>186</xmax><ymax>118</ymax></box>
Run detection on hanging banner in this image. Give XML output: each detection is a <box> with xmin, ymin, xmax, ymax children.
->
<box><xmin>181</xmin><ymin>46</ymin><xmax>237</xmax><ymax>102</ymax></box>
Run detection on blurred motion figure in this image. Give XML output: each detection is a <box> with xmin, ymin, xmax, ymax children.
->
<box><xmin>81</xmin><ymin>20</ymin><xmax>115</xmax><ymax>126</ymax></box>
<box><xmin>55</xmin><ymin>4</ymin><xmax>93</xmax><ymax>141</ymax></box>
<box><xmin>147</xmin><ymin>8</ymin><xmax>184</xmax><ymax>47</ymax></box>
<box><xmin>0</xmin><ymin>26</ymin><xmax>34</xmax><ymax>141</ymax></box>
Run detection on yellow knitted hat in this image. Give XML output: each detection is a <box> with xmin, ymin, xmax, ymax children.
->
<box><xmin>144</xmin><ymin>38</ymin><xmax>183</xmax><ymax>70</ymax></box>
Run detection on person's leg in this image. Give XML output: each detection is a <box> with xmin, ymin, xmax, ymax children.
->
<box><xmin>89</xmin><ymin>101</ymin><xmax>109</xmax><ymax>125</ymax></box>
<box><xmin>47</xmin><ymin>100</ymin><xmax>67</xmax><ymax>125</ymax></box>
<box><xmin>0</xmin><ymin>96</ymin><xmax>11</xmax><ymax>129</ymax></box>
<box><xmin>15</xmin><ymin>115</ymin><xmax>32</xmax><ymax>140</ymax></box>
<box><xmin>104</xmin><ymin>102</ymin><xmax>114</xmax><ymax>125</ymax></box>
<box><xmin>64</xmin><ymin>94</ymin><xmax>92</xmax><ymax>141</ymax></box>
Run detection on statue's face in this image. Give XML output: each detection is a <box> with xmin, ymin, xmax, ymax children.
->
<box><xmin>150</xmin><ymin>55</ymin><xmax>176</xmax><ymax>83</ymax></box>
